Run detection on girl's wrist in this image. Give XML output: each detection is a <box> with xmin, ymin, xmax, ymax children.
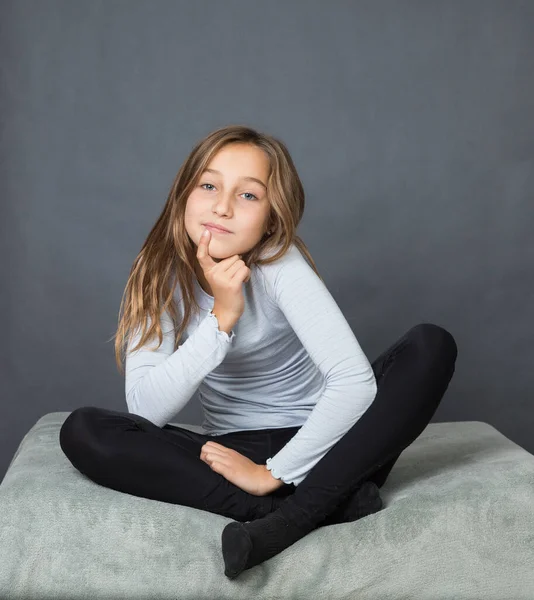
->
<box><xmin>210</xmin><ymin>308</ymin><xmax>236</xmax><ymax>334</ymax></box>
<box><xmin>260</xmin><ymin>464</ymin><xmax>285</xmax><ymax>494</ymax></box>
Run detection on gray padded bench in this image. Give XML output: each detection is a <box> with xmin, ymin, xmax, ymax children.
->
<box><xmin>1</xmin><ymin>413</ymin><xmax>533</xmax><ymax>599</ymax></box>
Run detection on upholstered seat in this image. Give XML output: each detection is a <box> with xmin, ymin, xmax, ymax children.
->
<box><xmin>1</xmin><ymin>413</ymin><xmax>533</xmax><ymax>599</ymax></box>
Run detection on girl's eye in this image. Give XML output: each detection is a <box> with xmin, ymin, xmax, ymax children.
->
<box><xmin>200</xmin><ymin>183</ymin><xmax>257</xmax><ymax>201</ymax></box>
<box><xmin>242</xmin><ymin>192</ymin><xmax>258</xmax><ymax>201</ymax></box>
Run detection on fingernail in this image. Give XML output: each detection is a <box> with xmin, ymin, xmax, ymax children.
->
<box><xmin>202</xmin><ymin>229</ymin><xmax>209</xmax><ymax>236</ymax></box>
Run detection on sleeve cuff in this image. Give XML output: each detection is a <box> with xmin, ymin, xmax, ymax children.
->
<box><xmin>265</xmin><ymin>457</ymin><xmax>290</xmax><ymax>485</ymax></box>
<box><xmin>207</xmin><ymin>309</ymin><xmax>236</xmax><ymax>342</ymax></box>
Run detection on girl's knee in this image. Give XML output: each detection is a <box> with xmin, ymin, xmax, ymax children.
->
<box><xmin>59</xmin><ymin>406</ymin><xmax>100</xmax><ymax>454</ymax></box>
<box><xmin>410</xmin><ymin>323</ymin><xmax>458</xmax><ymax>364</ymax></box>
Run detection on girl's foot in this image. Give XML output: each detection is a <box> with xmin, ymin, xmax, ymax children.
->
<box><xmin>319</xmin><ymin>480</ymin><xmax>383</xmax><ymax>526</ymax></box>
<box><xmin>222</xmin><ymin>511</ymin><xmax>312</xmax><ymax>578</ymax></box>
<box><xmin>221</xmin><ymin>481</ymin><xmax>383</xmax><ymax>578</ymax></box>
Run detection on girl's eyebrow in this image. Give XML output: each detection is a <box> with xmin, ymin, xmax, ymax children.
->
<box><xmin>203</xmin><ymin>168</ymin><xmax>267</xmax><ymax>191</ymax></box>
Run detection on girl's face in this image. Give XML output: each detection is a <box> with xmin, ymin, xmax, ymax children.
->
<box><xmin>184</xmin><ymin>143</ymin><xmax>271</xmax><ymax>263</ymax></box>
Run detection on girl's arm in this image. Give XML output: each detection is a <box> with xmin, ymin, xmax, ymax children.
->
<box><xmin>125</xmin><ymin>309</ymin><xmax>234</xmax><ymax>427</ymax></box>
<box><xmin>261</xmin><ymin>245</ymin><xmax>378</xmax><ymax>487</ymax></box>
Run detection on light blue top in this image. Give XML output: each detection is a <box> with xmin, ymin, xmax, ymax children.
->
<box><xmin>124</xmin><ymin>243</ymin><xmax>377</xmax><ymax>486</ymax></box>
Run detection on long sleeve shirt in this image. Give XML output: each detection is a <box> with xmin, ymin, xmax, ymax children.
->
<box><xmin>124</xmin><ymin>242</ymin><xmax>377</xmax><ymax>486</ymax></box>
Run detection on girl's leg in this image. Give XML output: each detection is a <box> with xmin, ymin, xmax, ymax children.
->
<box><xmin>59</xmin><ymin>406</ymin><xmax>293</xmax><ymax>522</ymax></box>
<box><xmin>279</xmin><ymin>322</ymin><xmax>457</xmax><ymax>526</ymax></box>
<box><xmin>221</xmin><ymin>322</ymin><xmax>458</xmax><ymax>577</ymax></box>
<box><xmin>364</xmin><ymin>450</ymin><xmax>402</xmax><ymax>488</ymax></box>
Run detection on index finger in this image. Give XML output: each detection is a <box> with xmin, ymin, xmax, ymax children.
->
<box><xmin>197</xmin><ymin>228</ymin><xmax>217</xmax><ymax>269</ymax></box>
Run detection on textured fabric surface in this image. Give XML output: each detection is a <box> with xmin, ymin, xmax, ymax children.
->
<box><xmin>1</xmin><ymin>414</ymin><xmax>533</xmax><ymax>599</ymax></box>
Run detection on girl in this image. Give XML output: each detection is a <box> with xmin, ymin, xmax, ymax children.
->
<box><xmin>59</xmin><ymin>125</ymin><xmax>458</xmax><ymax>579</ymax></box>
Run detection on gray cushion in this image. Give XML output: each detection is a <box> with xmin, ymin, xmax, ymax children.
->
<box><xmin>1</xmin><ymin>413</ymin><xmax>533</xmax><ymax>599</ymax></box>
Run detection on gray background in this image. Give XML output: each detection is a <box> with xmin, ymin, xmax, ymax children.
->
<box><xmin>1</xmin><ymin>0</ymin><xmax>533</xmax><ymax>482</ymax></box>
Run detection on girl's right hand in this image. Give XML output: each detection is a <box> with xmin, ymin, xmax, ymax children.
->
<box><xmin>197</xmin><ymin>228</ymin><xmax>251</xmax><ymax>319</ymax></box>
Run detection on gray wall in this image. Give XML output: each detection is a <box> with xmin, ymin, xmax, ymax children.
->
<box><xmin>1</xmin><ymin>0</ymin><xmax>533</xmax><ymax>482</ymax></box>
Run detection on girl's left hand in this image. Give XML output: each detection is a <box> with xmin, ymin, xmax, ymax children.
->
<box><xmin>200</xmin><ymin>441</ymin><xmax>277</xmax><ymax>496</ymax></box>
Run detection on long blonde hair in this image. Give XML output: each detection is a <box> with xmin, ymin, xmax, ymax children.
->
<box><xmin>110</xmin><ymin>124</ymin><xmax>323</xmax><ymax>375</ymax></box>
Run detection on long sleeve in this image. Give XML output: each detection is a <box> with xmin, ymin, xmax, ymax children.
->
<box><xmin>125</xmin><ymin>309</ymin><xmax>235</xmax><ymax>427</ymax></box>
<box><xmin>263</xmin><ymin>247</ymin><xmax>378</xmax><ymax>486</ymax></box>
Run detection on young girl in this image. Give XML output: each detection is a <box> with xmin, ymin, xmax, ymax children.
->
<box><xmin>59</xmin><ymin>124</ymin><xmax>458</xmax><ymax>579</ymax></box>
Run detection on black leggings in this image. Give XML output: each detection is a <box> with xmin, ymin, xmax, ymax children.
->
<box><xmin>59</xmin><ymin>322</ymin><xmax>457</xmax><ymax>528</ymax></box>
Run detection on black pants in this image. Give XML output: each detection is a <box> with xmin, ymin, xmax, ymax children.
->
<box><xmin>59</xmin><ymin>323</ymin><xmax>457</xmax><ymax>528</ymax></box>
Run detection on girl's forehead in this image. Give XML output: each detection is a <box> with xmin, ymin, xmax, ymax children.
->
<box><xmin>207</xmin><ymin>144</ymin><xmax>269</xmax><ymax>169</ymax></box>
